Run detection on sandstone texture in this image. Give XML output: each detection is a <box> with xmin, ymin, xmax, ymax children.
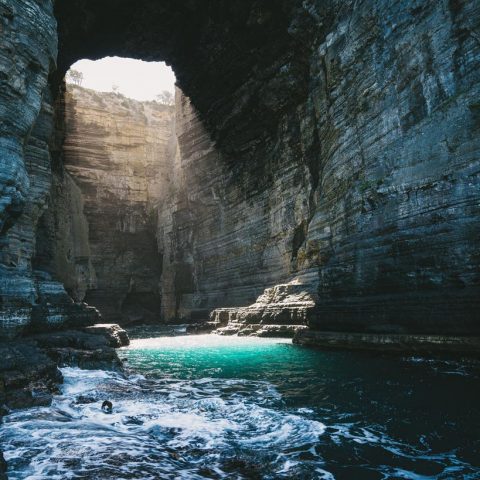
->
<box><xmin>210</xmin><ymin>281</ymin><xmax>315</xmax><ymax>337</ymax></box>
<box><xmin>293</xmin><ymin>330</ymin><xmax>480</xmax><ymax>354</ymax></box>
<box><xmin>0</xmin><ymin>0</ymin><xmax>479</xmax><ymax>339</ymax></box>
<box><xmin>61</xmin><ymin>86</ymin><xmax>174</xmax><ymax>324</ymax></box>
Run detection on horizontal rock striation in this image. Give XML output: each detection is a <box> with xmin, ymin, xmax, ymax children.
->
<box><xmin>210</xmin><ymin>281</ymin><xmax>315</xmax><ymax>337</ymax></box>
<box><xmin>1</xmin><ymin>0</ymin><xmax>479</xmax><ymax>338</ymax></box>
<box><xmin>150</xmin><ymin>1</ymin><xmax>480</xmax><ymax>334</ymax></box>
<box><xmin>61</xmin><ymin>85</ymin><xmax>174</xmax><ymax>324</ymax></box>
<box><xmin>83</xmin><ymin>323</ymin><xmax>130</xmax><ymax>348</ymax></box>
<box><xmin>293</xmin><ymin>330</ymin><xmax>480</xmax><ymax>354</ymax></box>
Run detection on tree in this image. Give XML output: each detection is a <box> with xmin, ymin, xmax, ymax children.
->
<box><xmin>66</xmin><ymin>69</ymin><xmax>83</xmax><ymax>86</ymax></box>
<box><xmin>156</xmin><ymin>90</ymin><xmax>174</xmax><ymax>106</ymax></box>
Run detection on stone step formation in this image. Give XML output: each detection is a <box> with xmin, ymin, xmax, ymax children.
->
<box><xmin>209</xmin><ymin>282</ymin><xmax>316</xmax><ymax>337</ymax></box>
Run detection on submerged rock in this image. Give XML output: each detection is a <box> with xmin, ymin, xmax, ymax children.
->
<box><xmin>0</xmin><ymin>451</ymin><xmax>6</xmax><ymax>480</ymax></box>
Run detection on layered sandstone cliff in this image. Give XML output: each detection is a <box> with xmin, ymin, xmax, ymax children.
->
<box><xmin>0</xmin><ymin>0</ymin><xmax>479</xmax><ymax>341</ymax></box>
<box><xmin>60</xmin><ymin>85</ymin><xmax>175</xmax><ymax>323</ymax></box>
<box><xmin>155</xmin><ymin>1</ymin><xmax>480</xmax><ymax>334</ymax></box>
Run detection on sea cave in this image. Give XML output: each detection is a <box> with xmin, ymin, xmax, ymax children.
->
<box><xmin>0</xmin><ymin>1</ymin><xmax>479</xmax><ymax>478</ymax></box>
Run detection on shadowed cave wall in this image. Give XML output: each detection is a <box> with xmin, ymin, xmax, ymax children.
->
<box><xmin>0</xmin><ymin>0</ymin><xmax>479</xmax><ymax>338</ymax></box>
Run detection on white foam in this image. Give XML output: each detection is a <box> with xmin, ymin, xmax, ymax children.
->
<box><xmin>126</xmin><ymin>334</ymin><xmax>292</xmax><ymax>350</ymax></box>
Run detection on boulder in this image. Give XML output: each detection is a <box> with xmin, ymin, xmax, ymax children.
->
<box><xmin>83</xmin><ymin>324</ymin><xmax>130</xmax><ymax>347</ymax></box>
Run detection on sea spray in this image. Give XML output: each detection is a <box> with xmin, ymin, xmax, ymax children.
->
<box><xmin>1</xmin><ymin>332</ymin><xmax>479</xmax><ymax>479</ymax></box>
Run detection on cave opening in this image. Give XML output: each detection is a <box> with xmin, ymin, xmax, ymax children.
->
<box><xmin>1</xmin><ymin>3</ymin><xmax>480</xmax><ymax>476</ymax></box>
<box><xmin>34</xmin><ymin>57</ymin><xmax>179</xmax><ymax>326</ymax></box>
<box><xmin>30</xmin><ymin>0</ymin><xmax>317</xmax><ymax>333</ymax></box>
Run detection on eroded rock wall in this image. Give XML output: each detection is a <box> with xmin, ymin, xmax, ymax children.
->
<box><xmin>0</xmin><ymin>0</ymin><xmax>479</xmax><ymax>338</ymax></box>
<box><xmin>162</xmin><ymin>1</ymin><xmax>480</xmax><ymax>334</ymax></box>
<box><xmin>62</xmin><ymin>86</ymin><xmax>174</xmax><ymax>324</ymax></box>
<box><xmin>158</xmin><ymin>90</ymin><xmax>318</xmax><ymax>322</ymax></box>
<box><xmin>300</xmin><ymin>0</ymin><xmax>480</xmax><ymax>334</ymax></box>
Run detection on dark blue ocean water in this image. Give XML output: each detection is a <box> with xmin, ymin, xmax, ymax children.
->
<box><xmin>1</xmin><ymin>328</ymin><xmax>479</xmax><ymax>479</ymax></box>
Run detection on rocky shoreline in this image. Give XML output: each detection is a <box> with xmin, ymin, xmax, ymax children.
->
<box><xmin>0</xmin><ymin>324</ymin><xmax>129</xmax><ymax>480</ymax></box>
<box><xmin>293</xmin><ymin>330</ymin><xmax>480</xmax><ymax>354</ymax></box>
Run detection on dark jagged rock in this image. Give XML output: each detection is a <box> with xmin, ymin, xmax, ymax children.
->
<box><xmin>0</xmin><ymin>325</ymin><xmax>128</xmax><ymax>412</ymax></box>
<box><xmin>185</xmin><ymin>322</ymin><xmax>217</xmax><ymax>335</ymax></box>
<box><xmin>0</xmin><ymin>341</ymin><xmax>61</xmax><ymax>410</ymax></box>
<box><xmin>83</xmin><ymin>324</ymin><xmax>130</xmax><ymax>348</ymax></box>
<box><xmin>30</xmin><ymin>329</ymin><xmax>125</xmax><ymax>371</ymax></box>
<box><xmin>0</xmin><ymin>324</ymin><xmax>129</xmax><ymax>478</ymax></box>
<box><xmin>0</xmin><ymin>451</ymin><xmax>6</xmax><ymax>480</ymax></box>
<box><xmin>293</xmin><ymin>330</ymin><xmax>480</xmax><ymax>355</ymax></box>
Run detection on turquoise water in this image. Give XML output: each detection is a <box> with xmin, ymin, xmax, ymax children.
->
<box><xmin>2</xmin><ymin>328</ymin><xmax>480</xmax><ymax>479</ymax></box>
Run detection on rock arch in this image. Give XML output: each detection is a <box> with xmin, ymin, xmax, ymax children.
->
<box><xmin>0</xmin><ymin>0</ymin><xmax>479</xmax><ymax>338</ymax></box>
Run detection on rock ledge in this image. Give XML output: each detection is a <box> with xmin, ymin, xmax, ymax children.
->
<box><xmin>210</xmin><ymin>282</ymin><xmax>316</xmax><ymax>337</ymax></box>
<box><xmin>293</xmin><ymin>330</ymin><xmax>480</xmax><ymax>354</ymax></box>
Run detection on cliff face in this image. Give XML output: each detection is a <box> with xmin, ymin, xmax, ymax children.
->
<box><xmin>0</xmin><ymin>0</ymin><xmax>100</xmax><ymax>338</ymax></box>
<box><xmin>158</xmin><ymin>91</ymin><xmax>319</xmax><ymax>321</ymax></box>
<box><xmin>60</xmin><ymin>86</ymin><xmax>174</xmax><ymax>323</ymax></box>
<box><xmin>157</xmin><ymin>1</ymin><xmax>480</xmax><ymax>334</ymax></box>
<box><xmin>0</xmin><ymin>0</ymin><xmax>479</xmax><ymax>339</ymax></box>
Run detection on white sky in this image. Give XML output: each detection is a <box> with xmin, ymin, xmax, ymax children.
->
<box><xmin>68</xmin><ymin>57</ymin><xmax>176</xmax><ymax>101</ymax></box>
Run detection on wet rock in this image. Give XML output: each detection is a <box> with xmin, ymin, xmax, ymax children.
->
<box><xmin>30</xmin><ymin>330</ymin><xmax>124</xmax><ymax>371</ymax></box>
<box><xmin>293</xmin><ymin>330</ymin><xmax>480</xmax><ymax>354</ymax></box>
<box><xmin>0</xmin><ymin>328</ymin><xmax>126</xmax><ymax>419</ymax></box>
<box><xmin>83</xmin><ymin>324</ymin><xmax>130</xmax><ymax>347</ymax></box>
<box><xmin>255</xmin><ymin>325</ymin><xmax>309</xmax><ymax>338</ymax></box>
<box><xmin>0</xmin><ymin>341</ymin><xmax>61</xmax><ymax>410</ymax></box>
<box><xmin>0</xmin><ymin>451</ymin><xmax>7</xmax><ymax>480</ymax></box>
<box><xmin>75</xmin><ymin>395</ymin><xmax>97</xmax><ymax>405</ymax></box>
<box><xmin>185</xmin><ymin>322</ymin><xmax>216</xmax><ymax>335</ymax></box>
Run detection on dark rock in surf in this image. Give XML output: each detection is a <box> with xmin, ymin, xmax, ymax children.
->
<box><xmin>83</xmin><ymin>324</ymin><xmax>130</xmax><ymax>347</ymax></box>
<box><xmin>0</xmin><ymin>451</ymin><xmax>7</xmax><ymax>480</ymax></box>
<box><xmin>101</xmin><ymin>400</ymin><xmax>113</xmax><ymax>414</ymax></box>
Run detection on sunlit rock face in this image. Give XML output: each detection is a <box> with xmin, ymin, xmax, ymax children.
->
<box><xmin>60</xmin><ymin>86</ymin><xmax>174</xmax><ymax>324</ymax></box>
<box><xmin>156</xmin><ymin>0</ymin><xmax>480</xmax><ymax>333</ymax></box>
<box><xmin>0</xmin><ymin>0</ymin><xmax>479</xmax><ymax>337</ymax></box>
<box><xmin>210</xmin><ymin>281</ymin><xmax>315</xmax><ymax>337</ymax></box>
